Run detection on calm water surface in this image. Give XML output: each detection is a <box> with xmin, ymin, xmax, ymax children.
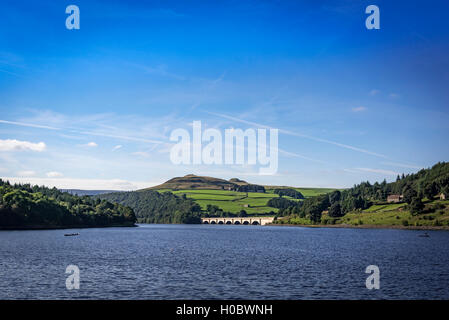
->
<box><xmin>0</xmin><ymin>224</ymin><xmax>448</xmax><ymax>299</ymax></box>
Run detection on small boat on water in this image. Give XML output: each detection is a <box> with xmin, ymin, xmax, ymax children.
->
<box><xmin>64</xmin><ymin>233</ymin><xmax>79</xmax><ymax>237</ymax></box>
<box><xmin>418</xmin><ymin>232</ymin><xmax>430</xmax><ymax>238</ymax></box>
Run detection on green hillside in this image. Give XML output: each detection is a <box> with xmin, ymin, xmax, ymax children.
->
<box><xmin>158</xmin><ymin>189</ymin><xmax>279</xmax><ymax>214</ymax></box>
<box><xmin>323</xmin><ymin>198</ymin><xmax>449</xmax><ymax>227</ymax></box>
<box><xmin>97</xmin><ymin>174</ymin><xmax>339</xmax><ymax>223</ymax></box>
<box><xmin>276</xmin><ymin>162</ymin><xmax>449</xmax><ymax>228</ymax></box>
<box><xmin>158</xmin><ymin>187</ymin><xmax>335</xmax><ymax>215</ymax></box>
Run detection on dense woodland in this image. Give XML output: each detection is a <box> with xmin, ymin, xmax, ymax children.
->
<box><xmin>96</xmin><ymin>190</ymin><xmax>202</xmax><ymax>224</ymax></box>
<box><xmin>233</xmin><ymin>185</ymin><xmax>266</xmax><ymax>193</ymax></box>
<box><xmin>273</xmin><ymin>188</ymin><xmax>304</xmax><ymax>199</ymax></box>
<box><xmin>267</xmin><ymin>197</ymin><xmax>298</xmax><ymax>209</ymax></box>
<box><xmin>277</xmin><ymin>162</ymin><xmax>449</xmax><ymax>223</ymax></box>
<box><xmin>0</xmin><ymin>179</ymin><xmax>136</xmax><ymax>228</ymax></box>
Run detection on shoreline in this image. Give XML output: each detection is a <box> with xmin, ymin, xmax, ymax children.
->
<box><xmin>2</xmin><ymin>222</ymin><xmax>449</xmax><ymax>231</ymax></box>
<box><xmin>0</xmin><ymin>223</ymin><xmax>137</xmax><ymax>231</ymax></box>
<box><xmin>266</xmin><ymin>223</ymin><xmax>449</xmax><ymax>231</ymax></box>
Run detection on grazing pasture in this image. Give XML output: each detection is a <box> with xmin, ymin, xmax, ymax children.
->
<box><xmin>158</xmin><ymin>188</ymin><xmax>335</xmax><ymax>214</ymax></box>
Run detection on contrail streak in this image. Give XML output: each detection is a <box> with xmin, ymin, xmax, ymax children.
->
<box><xmin>206</xmin><ymin>111</ymin><xmax>388</xmax><ymax>159</ymax></box>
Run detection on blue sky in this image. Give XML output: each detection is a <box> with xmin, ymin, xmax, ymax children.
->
<box><xmin>1</xmin><ymin>0</ymin><xmax>449</xmax><ymax>190</ymax></box>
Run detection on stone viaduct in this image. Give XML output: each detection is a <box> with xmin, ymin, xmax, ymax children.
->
<box><xmin>201</xmin><ymin>216</ymin><xmax>274</xmax><ymax>226</ymax></box>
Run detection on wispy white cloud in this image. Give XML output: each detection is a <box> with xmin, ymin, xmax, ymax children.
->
<box><xmin>277</xmin><ymin>148</ymin><xmax>327</xmax><ymax>164</ymax></box>
<box><xmin>206</xmin><ymin>111</ymin><xmax>387</xmax><ymax>158</ymax></box>
<box><xmin>46</xmin><ymin>171</ymin><xmax>63</xmax><ymax>178</ymax></box>
<box><xmin>0</xmin><ymin>119</ymin><xmax>60</xmax><ymax>130</ymax></box>
<box><xmin>85</xmin><ymin>142</ymin><xmax>98</xmax><ymax>147</ymax></box>
<box><xmin>353</xmin><ymin>167</ymin><xmax>399</xmax><ymax>175</ymax></box>
<box><xmin>79</xmin><ymin>130</ymin><xmax>163</xmax><ymax>144</ymax></box>
<box><xmin>1</xmin><ymin>111</ymin><xmax>167</xmax><ymax>145</ymax></box>
<box><xmin>342</xmin><ymin>168</ymin><xmax>360</xmax><ymax>174</ymax></box>
<box><xmin>129</xmin><ymin>63</ymin><xmax>186</xmax><ymax>81</ymax></box>
<box><xmin>112</xmin><ymin>145</ymin><xmax>122</xmax><ymax>151</ymax></box>
<box><xmin>381</xmin><ymin>161</ymin><xmax>423</xmax><ymax>170</ymax></box>
<box><xmin>17</xmin><ymin>170</ymin><xmax>36</xmax><ymax>177</ymax></box>
<box><xmin>145</xmin><ymin>8</ymin><xmax>188</xmax><ymax>19</ymax></box>
<box><xmin>0</xmin><ymin>69</ymin><xmax>26</xmax><ymax>78</ymax></box>
<box><xmin>90</xmin><ymin>6</ymin><xmax>188</xmax><ymax>20</ymax></box>
<box><xmin>352</xmin><ymin>106</ymin><xmax>367</xmax><ymax>112</ymax></box>
<box><xmin>0</xmin><ymin>139</ymin><xmax>46</xmax><ymax>152</ymax></box>
<box><xmin>132</xmin><ymin>151</ymin><xmax>151</xmax><ymax>157</ymax></box>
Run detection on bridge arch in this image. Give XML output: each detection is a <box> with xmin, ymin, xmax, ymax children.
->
<box><xmin>201</xmin><ymin>216</ymin><xmax>273</xmax><ymax>226</ymax></box>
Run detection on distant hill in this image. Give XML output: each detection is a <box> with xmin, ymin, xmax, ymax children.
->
<box><xmin>148</xmin><ymin>174</ymin><xmax>254</xmax><ymax>191</ymax></box>
<box><xmin>61</xmin><ymin>189</ymin><xmax>119</xmax><ymax>196</ymax></box>
<box><xmin>147</xmin><ymin>174</ymin><xmax>338</xmax><ymax>194</ymax></box>
<box><xmin>229</xmin><ymin>178</ymin><xmax>249</xmax><ymax>186</ymax></box>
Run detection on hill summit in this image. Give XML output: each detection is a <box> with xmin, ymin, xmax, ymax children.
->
<box><xmin>148</xmin><ymin>174</ymin><xmax>265</xmax><ymax>192</ymax></box>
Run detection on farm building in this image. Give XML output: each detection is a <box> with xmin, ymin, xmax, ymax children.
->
<box><xmin>387</xmin><ymin>194</ymin><xmax>403</xmax><ymax>203</ymax></box>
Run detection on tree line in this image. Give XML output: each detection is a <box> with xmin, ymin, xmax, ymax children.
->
<box><xmin>96</xmin><ymin>190</ymin><xmax>202</xmax><ymax>224</ymax></box>
<box><xmin>0</xmin><ymin>179</ymin><xmax>136</xmax><ymax>228</ymax></box>
<box><xmin>275</xmin><ymin>162</ymin><xmax>449</xmax><ymax>223</ymax></box>
<box><xmin>273</xmin><ymin>188</ymin><xmax>304</xmax><ymax>199</ymax></box>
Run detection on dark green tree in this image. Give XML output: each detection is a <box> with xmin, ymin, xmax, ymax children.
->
<box><xmin>409</xmin><ymin>197</ymin><xmax>424</xmax><ymax>215</ymax></box>
<box><xmin>329</xmin><ymin>190</ymin><xmax>341</xmax><ymax>205</ymax></box>
<box><xmin>238</xmin><ymin>210</ymin><xmax>248</xmax><ymax>217</ymax></box>
<box><xmin>308</xmin><ymin>204</ymin><xmax>322</xmax><ymax>223</ymax></box>
<box><xmin>403</xmin><ymin>186</ymin><xmax>418</xmax><ymax>204</ymax></box>
<box><xmin>328</xmin><ymin>202</ymin><xmax>342</xmax><ymax>218</ymax></box>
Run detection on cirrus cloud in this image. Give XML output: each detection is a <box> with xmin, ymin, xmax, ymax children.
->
<box><xmin>46</xmin><ymin>171</ymin><xmax>64</xmax><ymax>178</ymax></box>
<box><xmin>112</xmin><ymin>145</ymin><xmax>122</xmax><ymax>151</ymax></box>
<box><xmin>353</xmin><ymin>167</ymin><xmax>399</xmax><ymax>175</ymax></box>
<box><xmin>17</xmin><ymin>170</ymin><xmax>36</xmax><ymax>177</ymax></box>
<box><xmin>352</xmin><ymin>106</ymin><xmax>367</xmax><ymax>112</ymax></box>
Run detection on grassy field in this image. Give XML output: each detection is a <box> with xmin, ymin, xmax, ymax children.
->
<box><xmin>294</xmin><ymin>188</ymin><xmax>337</xmax><ymax>197</ymax></box>
<box><xmin>264</xmin><ymin>187</ymin><xmax>338</xmax><ymax>197</ymax></box>
<box><xmin>322</xmin><ymin>199</ymin><xmax>449</xmax><ymax>227</ymax></box>
<box><xmin>158</xmin><ymin>187</ymin><xmax>335</xmax><ymax>215</ymax></box>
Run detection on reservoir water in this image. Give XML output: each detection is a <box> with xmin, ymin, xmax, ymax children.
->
<box><xmin>0</xmin><ymin>224</ymin><xmax>448</xmax><ymax>299</ymax></box>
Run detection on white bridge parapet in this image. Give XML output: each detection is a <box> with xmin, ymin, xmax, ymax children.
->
<box><xmin>201</xmin><ymin>216</ymin><xmax>274</xmax><ymax>226</ymax></box>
